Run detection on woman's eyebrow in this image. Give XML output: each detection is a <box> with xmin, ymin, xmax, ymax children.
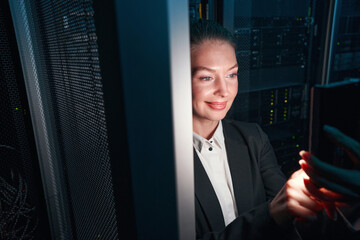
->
<box><xmin>191</xmin><ymin>63</ymin><xmax>238</xmax><ymax>76</ymax></box>
<box><xmin>191</xmin><ymin>66</ymin><xmax>216</xmax><ymax>75</ymax></box>
<box><xmin>228</xmin><ymin>63</ymin><xmax>238</xmax><ymax>71</ymax></box>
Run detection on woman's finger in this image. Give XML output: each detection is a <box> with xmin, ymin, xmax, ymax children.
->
<box><xmin>303</xmin><ymin>178</ymin><xmax>337</xmax><ymax>201</ymax></box>
<box><xmin>300</xmin><ymin>160</ymin><xmax>360</xmax><ymax>199</ymax></box>
<box><xmin>287</xmin><ymin>199</ymin><xmax>319</xmax><ymax>219</ymax></box>
<box><xmin>303</xmin><ymin>155</ymin><xmax>360</xmax><ymax>195</ymax></box>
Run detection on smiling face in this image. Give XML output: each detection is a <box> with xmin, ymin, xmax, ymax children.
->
<box><xmin>191</xmin><ymin>40</ymin><xmax>238</xmax><ymax>128</ymax></box>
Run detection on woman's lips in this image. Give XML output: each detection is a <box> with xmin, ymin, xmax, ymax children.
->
<box><xmin>205</xmin><ymin>101</ymin><xmax>227</xmax><ymax>110</ymax></box>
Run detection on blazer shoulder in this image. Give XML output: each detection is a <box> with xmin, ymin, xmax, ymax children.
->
<box><xmin>223</xmin><ymin>119</ymin><xmax>265</xmax><ymax>140</ymax></box>
<box><xmin>223</xmin><ymin>119</ymin><xmax>258</xmax><ymax>129</ymax></box>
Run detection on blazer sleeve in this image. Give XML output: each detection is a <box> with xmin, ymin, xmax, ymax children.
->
<box><xmin>254</xmin><ymin>123</ymin><xmax>287</xmax><ymax>200</ymax></box>
<box><xmin>196</xmin><ymin>122</ymin><xmax>300</xmax><ymax>240</ymax></box>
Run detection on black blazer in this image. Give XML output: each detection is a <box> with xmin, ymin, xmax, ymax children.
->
<box><xmin>194</xmin><ymin>119</ymin><xmax>299</xmax><ymax>240</ymax></box>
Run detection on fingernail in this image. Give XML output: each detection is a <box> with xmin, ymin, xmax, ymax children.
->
<box><xmin>300</xmin><ymin>162</ymin><xmax>309</xmax><ymax>171</ymax></box>
<box><xmin>303</xmin><ymin>178</ymin><xmax>310</xmax><ymax>184</ymax></box>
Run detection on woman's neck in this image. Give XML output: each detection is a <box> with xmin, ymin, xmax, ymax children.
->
<box><xmin>193</xmin><ymin>119</ymin><xmax>219</xmax><ymax>140</ymax></box>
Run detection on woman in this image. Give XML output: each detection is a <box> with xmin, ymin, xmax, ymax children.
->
<box><xmin>190</xmin><ymin>19</ymin><xmax>339</xmax><ymax>240</ymax></box>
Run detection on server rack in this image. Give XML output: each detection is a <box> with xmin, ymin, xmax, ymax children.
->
<box><xmin>7</xmin><ymin>0</ymin><xmax>194</xmax><ymax>239</ymax></box>
<box><xmin>322</xmin><ymin>0</ymin><xmax>360</xmax><ymax>84</ymax></box>
<box><xmin>0</xmin><ymin>1</ymin><xmax>51</xmax><ymax>239</ymax></box>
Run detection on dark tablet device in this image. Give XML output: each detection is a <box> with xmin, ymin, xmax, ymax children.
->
<box><xmin>309</xmin><ymin>79</ymin><xmax>360</xmax><ymax>168</ymax></box>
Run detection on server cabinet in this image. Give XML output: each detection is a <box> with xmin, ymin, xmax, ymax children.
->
<box><xmin>8</xmin><ymin>0</ymin><xmax>194</xmax><ymax>239</ymax></box>
<box><xmin>318</xmin><ymin>0</ymin><xmax>360</xmax><ymax>84</ymax></box>
<box><xmin>0</xmin><ymin>1</ymin><xmax>51</xmax><ymax>239</ymax></box>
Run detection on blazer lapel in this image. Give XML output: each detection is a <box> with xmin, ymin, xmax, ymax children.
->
<box><xmin>194</xmin><ymin>150</ymin><xmax>225</xmax><ymax>231</ymax></box>
<box><xmin>222</xmin><ymin>121</ymin><xmax>254</xmax><ymax>214</ymax></box>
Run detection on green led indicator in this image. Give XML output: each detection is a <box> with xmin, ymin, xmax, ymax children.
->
<box><xmin>98</xmin><ymin>234</ymin><xmax>100</xmax><ymax>238</ymax></box>
<box><xmin>15</xmin><ymin>107</ymin><xmax>19</xmax><ymax>110</ymax></box>
<box><xmin>270</xmin><ymin>110</ymin><xmax>274</xmax><ymax>113</ymax></box>
<box><xmin>337</xmin><ymin>42</ymin><xmax>340</xmax><ymax>46</ymax></box>
<box><xmin>296</xmin><ymin>144</ymin><xmax>299</xmax><ymax>148</ymax></box>
<box><xmin>292</xmin><ymin>136</ymin><xmax>295</xmax><ymax>139</ymax></box>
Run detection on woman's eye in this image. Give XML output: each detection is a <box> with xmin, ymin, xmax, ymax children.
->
<box><xmin>227</xmin><ymin>73</ymin><xmax>238</xmax><ymax>79</ymax></box>
<box><xmin>200</xmin><ymin>76</ymin><xmax>212</xmax><ymax>81</ymax></box>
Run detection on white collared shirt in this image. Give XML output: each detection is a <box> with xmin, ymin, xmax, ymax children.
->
<box><xmin>193</xmin><ymin>121</ymin><xmax>238</xmax><ymax>226</ymax></box>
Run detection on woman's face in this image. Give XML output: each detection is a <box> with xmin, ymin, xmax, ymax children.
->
<box><xmin>191</xmin><ymin>40</ymin><xmax>238</xmax><ymax>125</ymax></box>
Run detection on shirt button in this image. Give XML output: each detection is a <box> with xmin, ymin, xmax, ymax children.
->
<box><xmin>209</xmin><ymin>147</ymin><xmax>213</xmax><ymax>151</ymax></box>
<box><xmin>210</xmin><ymin>140</ymin><xmax>213</xmax><ymax>143</ymax></box>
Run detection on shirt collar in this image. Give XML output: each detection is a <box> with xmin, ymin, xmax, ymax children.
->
<box><xmin>193</xmin><ymin>121</ymin><xmax>225</xmax><ymax>153</ymax></box>
<box><xmin>213</xmin><ymin>120</ymin><xmax>224</xmax><ymax>144</ymax></box>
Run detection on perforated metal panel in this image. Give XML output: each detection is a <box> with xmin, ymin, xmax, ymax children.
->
<box><xmin>35</xmin><ymin>1</ymin><xmax>119</xmax><ymax>239</ymax></box>
<box><xmin>0</xmin><ymin>1</ymin><xmax>50</xmax><ymax>239</ymax></box>
<box><xmin>9</xmin><ymin>0</ymin><xmax>120</xmax><ymax>239</ymax></box>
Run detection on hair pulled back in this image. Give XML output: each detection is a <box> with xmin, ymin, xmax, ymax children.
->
<box><xmin>190</xmin><ymin>19</ymin><xmax>236</xmax><ymax>50</ymax></box>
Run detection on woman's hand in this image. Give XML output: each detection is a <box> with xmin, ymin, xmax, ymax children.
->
<box><xmin>269</xmin><ymin>168</ymin><xmax>324</xmax><ymax>227</ymax></box>
<box><xmin>299</xmin><ymin>125</ymin><xmax>360</xmax><ymax>200</ymax></box>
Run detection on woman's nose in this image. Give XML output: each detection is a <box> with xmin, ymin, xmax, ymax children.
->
<box><xmin>214</xmin><ymin>77</ymin><xmax>229</xmax><ymax>97</ymax></box>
